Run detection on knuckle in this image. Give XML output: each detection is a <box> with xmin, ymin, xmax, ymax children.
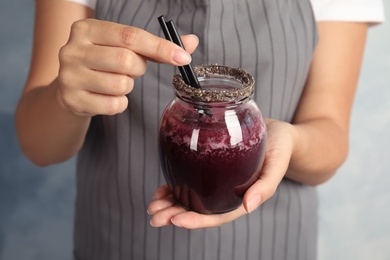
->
<box><xmin>116</xmin><ymin>50</ymin><xmax>133</xmax><ymax>71</ymax></box>
<box><xmin>135</xmin><ymin>60</ymin><xmax>147</xmax><ymax>77</ymax></box>
<box><xmin>59</xmin><ymin>45</ymin><xmax>73</xmax><ymax>63</ymax></box>
<box><xmin>120</xmin><ymin>27</ymin><xmax>138</xmax><ymax>47</ymax></box>
<box><xmin>116</xmin><ymin>51</ymin><xmax>147</xmax><ymax>78</ymax></box>
<box><xmin>112</xmin><ymin>75</ymin><xmax>130</xmax><ymax>95</ymax></box>
<box><xmin>70</xmin><ymin>19</ymin><xmax>90</xmax><ymax>35</ymax></box>
<box><xmin>106</xmin><ymin>97</ymin><xmax>127</xmax><ymax>115</ymax></box>
<box><xmin>105</xmin><ymin>100</ymin><xmax>119</xmax><ymax>115</ymax></box>
<box><xmin>127</xmin><ymin>77</ymin><xmax>135</xmax><ymax>93</ymax></box>
<box><xmin>59</xmin><ymin>44</ymin><xmax>82</xmax><ymax>66</ymax></box>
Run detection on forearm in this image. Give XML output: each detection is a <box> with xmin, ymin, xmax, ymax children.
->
<box><xmin>285</xmin><ymin>118</ymin><xmax>349</xmax><ymax>186</ymax></box>
<box><xmin>15</xmin><ymin>80</ymin><xmax>91</xmax><ymax>166</ymax></box>
<box><xmin>283</xmin><ymin>22</ymin><xmax>368</xmax><ymax>186</ymax></box>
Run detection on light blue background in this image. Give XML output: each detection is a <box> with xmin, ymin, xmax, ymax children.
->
<box><xmin>0</xmin><ymin>1</ymin><xmax>389</xmax><ymax>259</ymax></box>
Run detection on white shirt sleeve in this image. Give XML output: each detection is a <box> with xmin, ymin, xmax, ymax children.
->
<box><xmin>65</xmin><ymin>0</ymin><xmax>96</xmax><ymax>9</ymax></box>
<box><xmin>310</xmin><ymin>0</ymin><xmax>385</xmax><ymax>24</ymax></box>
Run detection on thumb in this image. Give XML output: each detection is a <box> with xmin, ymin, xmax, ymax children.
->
<box><xmin>180</xmin><ymin>34</ymin><xmax>199</xmax><ymax>54</ymax></box>
<box><xmin>243</xmin><ymin>149</ymin><xmax>290</xmax><ymax>213</ymax></box>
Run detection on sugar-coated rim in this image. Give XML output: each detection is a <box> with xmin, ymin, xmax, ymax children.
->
<box><xmin>172</xmin><ymin>64</ymin><xmax>255</xmax><ymax>102</ymax></box>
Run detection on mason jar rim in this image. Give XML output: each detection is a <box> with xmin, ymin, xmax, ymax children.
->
<box><xmin>172</xmin><ymin>64</ymin><xmax>255</xmax><ymax>103</ymax></box>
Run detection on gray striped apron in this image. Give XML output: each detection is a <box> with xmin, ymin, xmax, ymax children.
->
<box><xmin>74</xmin><ymin>0</ymin><xmax>318</xmax><ymax>259</ymax></box>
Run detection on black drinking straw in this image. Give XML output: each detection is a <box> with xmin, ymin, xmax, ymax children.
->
<box><xmin>158</xmin><ymin>15</ymin><xmax>201</xmax><ymax>89</ymax></box>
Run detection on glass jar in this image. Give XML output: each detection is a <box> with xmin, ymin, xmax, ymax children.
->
<box><xmin>158</xmin><ymin>65</ymin><xmax>267</xmax><ymax>214</ymax></box>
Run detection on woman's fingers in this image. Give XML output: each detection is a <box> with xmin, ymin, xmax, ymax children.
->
<box><xmin>148</xmin><ymin>185</ymin><xmax>183</xmax><ymax>227</ymax></box>
<box><xmin>180</xmin><ymin>34</ymin><xmax>199</xmax><ymax>54</ymax></box>
<box><xmin>152</xmin><ymin>184</ymin><xmax>172</xmax><ymax>200</ymax></box>
<box><xmin>71</xmin><ymin>19</ymin><xmax>193</xmax><ymax>66</ymax></box>
<box><xmin>170</xmin><ymin>206</ymin><xmax>248</xmax><ymax>229</ymax></box>
<box><xmin>76</xmin><ymin>69</ymin><xmax>134</xmax><ymax>96</ymax></box>
<box><xmin>60</xmin><ymin>42</ymin><xmax>147</xmax><ymax>79</ymax></box>
<box><xmin>58</xmin><ymin>19</ymin><xmax>200</xmax><ymax>117</ymax></box>
<box><xmin>58</xmin><ymin>86</ymin><xmax>129</xmax><ymax>116</ymax></box>
<box><xmin>145</xmin><ymin>34</ymin><xmax>199</xmax><ymax>64</ymax></box>
<box><xmin>81</xmin><ymin>44</ymin><xmax>148</xmax><ymax>77</ymax></box>
<box><xmin>148</xmin><ymin>185</ymin><xmax>249</xmax><ymax>229</ymax></box>
<box><xmin>149</xmin><ymin>202</ymin><xmax>248</xmax><ymax>229</ymax></box>
<box><xmin>57</xmin><ymin>65</ymin><xmax>134</xmax><ymax>116</ymax></box>
<box><xmin>148</xmin><ymin>194</ymin><xmax>176</xmax><ymax>214</ymax></box>
<box><xmin>149</xmin><ymin>205</ymin><xmax>187</xmax><ymax>227</ymax></box>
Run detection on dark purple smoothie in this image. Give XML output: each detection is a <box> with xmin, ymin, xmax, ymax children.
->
<box><xmin>158</xmin><ymin>99</ymin><xmax>266</xmax><ymax>214</ymax></box>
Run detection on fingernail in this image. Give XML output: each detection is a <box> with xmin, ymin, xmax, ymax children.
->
<box><xmin>247</xmin><ymin>193</ymin><xmax>261</xmax><ymax>213</ymax></box>
<box><xmin>170</xmin><ymin>217</ymin><xmax>182</xmax><ymax>228</ymax></box>
<box><xmin>190</xmin><ymin>34</ymin><xmax>199</xmax><ymax>44</ymax></box>
<box><xmin>172</xmin><ymin>49</ymin><xmax>191</xmax><ymax>65</ymax></box>
<box><xmin>150</xmin><ymin>219</ymin><xmax>160</xmax><ymax>227</ymax></box>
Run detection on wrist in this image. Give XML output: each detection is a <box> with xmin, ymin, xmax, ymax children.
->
<box><xmin>289</xmin><ymin>123</ymin><xmax>303</xmax><ymax>163</ymax></box>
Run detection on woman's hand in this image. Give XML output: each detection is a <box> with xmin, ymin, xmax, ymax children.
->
<box><xmin>57</xmin><ymin>19</ymin><xmax>199</xmax><ymax>117</ymax></box>
<box><xmin>16</xmin><ymin>0</ymin><xmax>200</xmax><ymax>166</ymax></box>
<box><xmin>147</xmin><ymin>119</ymin><xmax>297</xmax><ymax>229</ymax></box>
